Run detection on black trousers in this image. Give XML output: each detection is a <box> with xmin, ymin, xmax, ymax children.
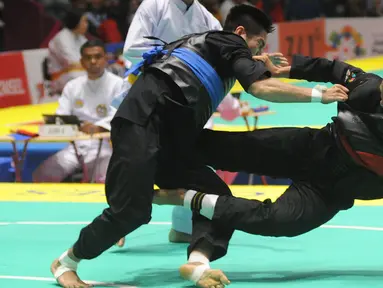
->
<box><xmin>72</xmin><ymin>72</ymin><xmax>233</xmax><ymax>262</ymax></box>
<box><xmin>196</xmin><ymin>127</ymin><xmax>359</xmax><ymax>237</ymax></box>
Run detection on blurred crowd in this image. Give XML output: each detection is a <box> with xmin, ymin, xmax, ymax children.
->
<box><xmin>34</xmin><ymin>0</ymin><xmax>383</xmax><ymax>44</ymax></box>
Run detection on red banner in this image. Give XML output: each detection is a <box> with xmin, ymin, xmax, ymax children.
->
<box><xmin>278</xmin><ymin>18</ymin><xmax>326</xmax><ymax>63</ymax></box>
<box><xmin>0</xmin><ymin>52</ymin><xmax>31</xmax><ymax>108</ymax></box>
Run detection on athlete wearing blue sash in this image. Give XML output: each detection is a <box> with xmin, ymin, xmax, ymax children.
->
<box><xmin>50</xmin><ymin>5</ymin><xmax>348</xmax><ymax>288</ymax></box>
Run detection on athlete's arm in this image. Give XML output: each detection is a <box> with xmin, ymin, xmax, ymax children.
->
<box><xmin>211</xmin><ymin>33</ymin><xmax>349</xmax><ymax>104</ymax></box>
<box><xmin>248</xmin><ymin>78</ymin><xmax>347</xmax><ymax>103</ymax></box>
<box><xmin>279</xmin><ymin>54</ymin><xmax>366</xmax><ymax>85</ymax></box>
<box><xmin>232</xmin><ymin>49</ymin><xmax>349</xmax><ymax>104</ymax></box>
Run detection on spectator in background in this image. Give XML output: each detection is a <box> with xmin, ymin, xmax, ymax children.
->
<box><xmin>86</xmin><ymin>0</ymin><xmax>107</xmax><ymax>31</ymax></box>
<box><xmin>254</xmin><ymin>0</ymin><xmax>285</xmax><ymax>23</ymax></box>
<box><xmin>284</xmin><ymin>0</ymin><xmax>323</xmax><ymax>21</ymax></box>
<box><xmin>86</xmin><ymin>0</ymin><xmax>122</xmax><ymax>43</ymax></box>
<box><xmin>33</xmin><ymin>40</ymin><xmax>123</xmax><ymax>183</ymax></box>
<box><xmin>47</xmin><ymin>9</ymin><xmax>88</xmax><ymax>96</ymax></box>
<box><xmin>322</xmin><ymin>0</ymin><xmax>346</xmax><ymax>17</ymax></box>
<box><xmin>346</xmin><ymin>0</ymin><xmax>367</xmax><ymax>16</ymax></box>
<box><xmin>201</xmin><ymin>0</ymin><xmax>223</xmax><ymax>23</ymax></box>
<box><xmin>71</xmin><ymin>0</ymin><xmax>87</xmax><ymax>10</ymax></box>
<box><xmin>97</xmin><ymin>16</ymin><xmax>122</xmax><ymax>43</ymax></box>
<box><xmin>367</xmin><ymin>0</ymin><xmax>383</xmax><ymax>16</ymax></box>
<box><xmin>36</xmin><ymin>0</ymin><xmax>71</xmax><ymax>21</ymax></box>
<box><xmin>0</xmin><ymin>0</ymin><xmax>3</xmax><ymax>52</ymax></box>
<box><xmin>107</xmin><ymin>48</ymin><xmax>125</xmax><ymax>77</ymax></box>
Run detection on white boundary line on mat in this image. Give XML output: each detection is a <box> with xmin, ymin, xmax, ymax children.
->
<box><xmin>0</xmin><ymin>275</ymin><xmax>137</xmax><ymax>287</ymax></box>
<box><xmin>0</xmin><ymin>221</ymin><xmax>171</xmax><ymax>225</ymax></box>
<box><xmin>1</xmin><ymin>221</ymin><xmax>383</xmax><ymax>231</ymax></box>
<box><xmin>321</xmin><ymin>224</ymin><xmax>383</xmax><ymax>231</ymax></box>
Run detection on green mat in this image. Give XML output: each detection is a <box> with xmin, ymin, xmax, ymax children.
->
<box><xmin>1</xmin><ymin>202</ymin><xmax>383</xmax><ymax>288</ymax></box>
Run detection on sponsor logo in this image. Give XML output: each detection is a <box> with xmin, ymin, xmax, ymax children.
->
<box><xmin>0</xmin><ymin>78</ymin><xmax>26</xmax><ymax>97</ymax></box>
<box><xmin>328</xmin><ymin>25</ymin><xmax>366</xmax><ymax>60</ymax></box>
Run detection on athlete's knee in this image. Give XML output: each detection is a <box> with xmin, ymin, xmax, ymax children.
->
<box><xmin>262</xmin><ymin>200</ymin><xmax>309</xmax><ymax>237</ymax></box>
<box><xmin>111</xmin><ymin>201</ymin><xmax>152</xmax><ymax>228</ymax></box>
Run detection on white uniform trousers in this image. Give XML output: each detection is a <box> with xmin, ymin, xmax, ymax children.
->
<box><xmin>33</xmin><ymin>139</ymin><xmax>112</xmax><ymax>183</ymax></box>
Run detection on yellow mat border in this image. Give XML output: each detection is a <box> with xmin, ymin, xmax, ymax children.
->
<box><xmin>0</xmin><ymin>183</ymin><xmax>381</xmax><ymax>206</ymax></box>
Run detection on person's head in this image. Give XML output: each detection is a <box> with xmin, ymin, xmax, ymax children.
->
<box><xmin>64</xmin><ymin>9</ymin><xmax>88</xmax><ymax>35</ymax></box>
<box><xmin>80</xmin><ymin>40</ymin><xmax>107</xmax><ymax>79</ymax></box>
<box><xmin>223</xmin><ymin>4</ymin><xmax>274</xmax><ymax>55</ymax></box>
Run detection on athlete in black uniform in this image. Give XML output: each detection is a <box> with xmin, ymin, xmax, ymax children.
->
<box><xmin>50</xmin><ymin>6</ymin><xmax>348</xmax><ymax>288</ymax></box>
<box><xmin>158</xmin><ymin>54</ymin><xmax>383</xmax><ymax>285</ymax></box>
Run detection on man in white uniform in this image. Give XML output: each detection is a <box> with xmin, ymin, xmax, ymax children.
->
<box><xmin>117</xmin><ymin>0</ymin><xmax>248</xmax><ymax>246</ymax></box>
<box><xmin>33</xmin><ymin>40</ymin><xmax>124</xmax><ymax>183</ymax></box>
<box><xmin>48</xmin><ymin>9</ymin><xmax>88</xmax><ymax>96</ymax></box>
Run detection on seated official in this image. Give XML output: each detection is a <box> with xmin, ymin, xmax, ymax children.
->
<box><xmin>33</xmin><ymin>39</ymin><xmax>124</xmax><ymax>183</ymax></box>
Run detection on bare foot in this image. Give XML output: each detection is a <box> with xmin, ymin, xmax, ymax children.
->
<box><xmin>51</xmin><ymin>258</ymin><xmax>91</xmax><ymax>288</ymax></box>
<box><xmin>116</xmin><ymin>237</ymin><xmax>125</xmax><ymax>248</ymax></box>
<box><xmin>179</xmin><ymin>262</ymin><xmax>230</xmax><ymax>288</ymax></box>
<box><xmin>153</xmin><ymin>189</ymin><xmax>185</xmax><ymax>205</ymax></box>
<box><xmin>168</xmin><ymin>228</ymin><xmax>191</xmax><ymax>243</ymax></box>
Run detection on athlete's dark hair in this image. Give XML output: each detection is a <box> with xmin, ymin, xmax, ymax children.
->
<box><xmin>80</xmin><ymin>39</ymin><xmax>106</xmax><ymax>55</ymax></box>
<box><xmin>223</xmin><ymin>4</ymin><xmax>274</xmax><ymax>36</ymax></box>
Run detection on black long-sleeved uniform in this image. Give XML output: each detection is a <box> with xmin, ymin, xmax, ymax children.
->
<box><xmin>195</xmin><ymin>55</ymin><xmax>383</xmax><ymax>237</ymax></box>
<box><xmin>70</xmin><ymin>31</ymin><xmax>271</xmax><ymax>262</ymax></box>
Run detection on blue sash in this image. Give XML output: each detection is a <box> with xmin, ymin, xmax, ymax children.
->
<box><xmin>171</xmin><ymin>48</ymin><xmax>224</xmax><ymax>110</ymax></box>
<box><xmin>112</xmin><ymin>46</ymin><xmax>225</xmax><ymax>110</ymax></box>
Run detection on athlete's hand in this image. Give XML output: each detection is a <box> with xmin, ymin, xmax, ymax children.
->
<box><xmin>253</xmin><ymin>53</ymin><xmax>278</xmax><ymax>76</ymax></box>
<box><xmin>253</xmin><ymin>53</ymin><xmax>289</xmax><ymax>77</ymax></box>
<box><xmin>322</xmin><ymin>84</ymin><xmax>349</xmax><ymax>104</ymax></box>
<box><xmin>267</xmin><ymin>52</ymin><xmax>289</xmax><ymax>68</ymax></box>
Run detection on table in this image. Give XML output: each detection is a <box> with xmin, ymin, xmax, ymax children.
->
<box><xmin>212</xmin><ymin>109</ymin><xmax>276</xmax><ymax>185</ymax></box>
<box><xmin>0</xmin><ymin>136</ymin><xmax>18</xmax><ymax>181</ymax></box>
<box><xmin>0</xmin><ymin>136</ymin><xmax>15</xmax><ymax>143</ymax></box>
<box><xmin>12</xmin><ymin>132</ymin><xmax>111</xmax><ymax>183</ymax></box>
